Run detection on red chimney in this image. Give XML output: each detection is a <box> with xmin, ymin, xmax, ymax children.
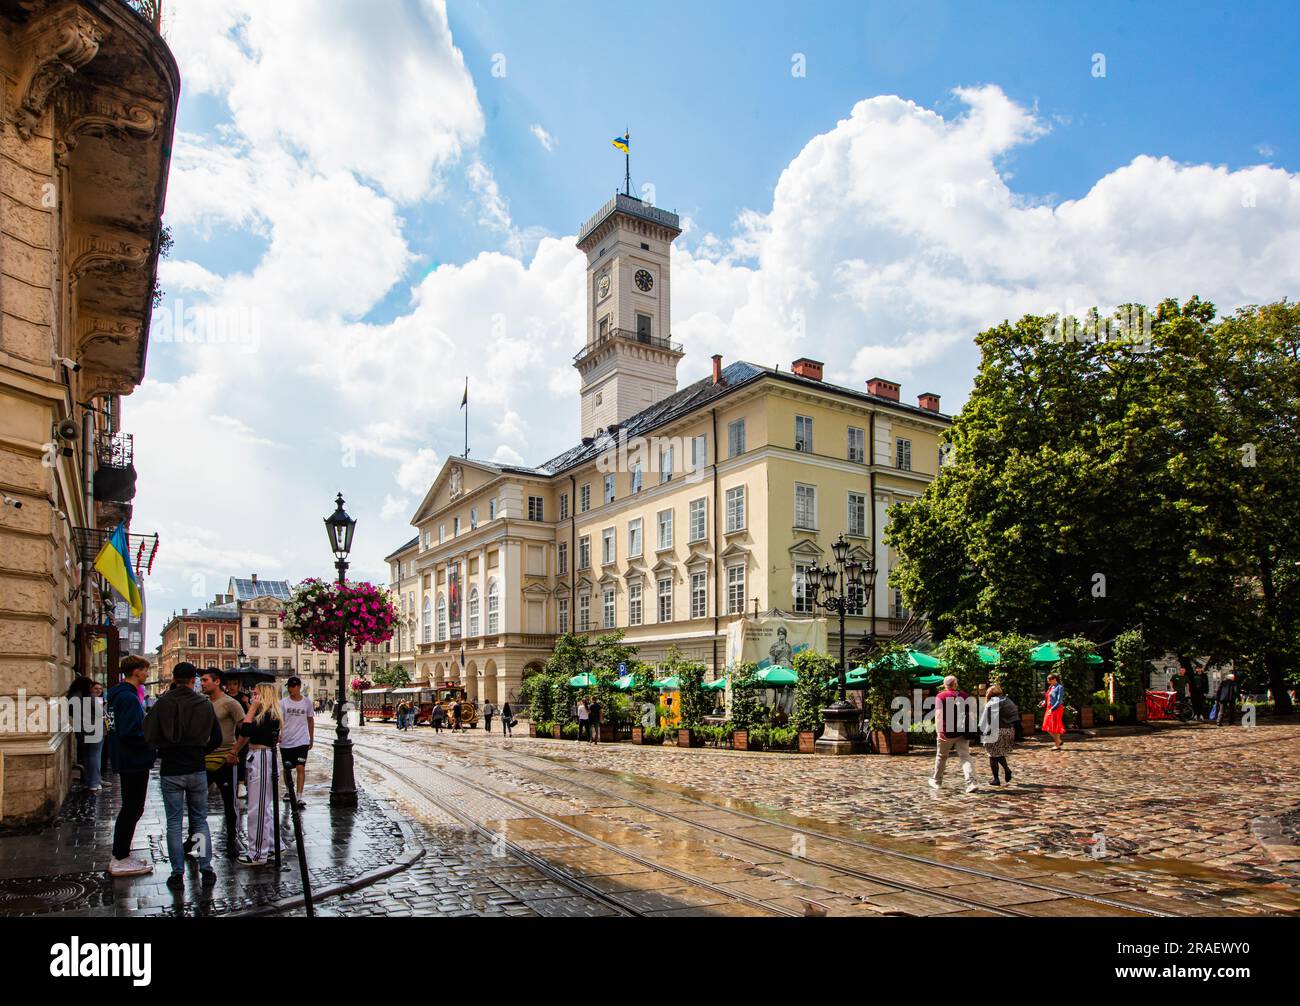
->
<box><xmin>866</xmin><ymin>377</ymin><xmax>900</xmax><ymax>402</ymax></box>
<box><xmin>791</xmin><ymin>357</ymin><xmax>824</xmax><ymax>381</ymax></box>
<box><xmin>711</xmin><ymin>354</ymin><xmax>723</xmax><ymax>385</ymax></box>
<box><xmin>918</xmin><ymin>392</ymin><xmax>941</xmax><ymax>412</ymax></box>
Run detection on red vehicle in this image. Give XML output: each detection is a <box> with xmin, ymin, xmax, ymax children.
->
<box><xmin>361</xmin><ymin>687</ymin><xmax>394</xmax><ymax>721</ymax></box>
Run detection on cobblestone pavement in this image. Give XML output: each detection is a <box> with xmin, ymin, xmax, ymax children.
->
<box><xmin>335</xmin><ymin>718</ymin><xmax>1300</xmax><ymax>917</ymax></box>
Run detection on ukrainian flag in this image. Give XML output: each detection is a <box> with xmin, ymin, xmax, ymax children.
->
<box><xmin>94</xmin><ymin>523</ymin><xmax>143</xmax><ymax>616</ymax></box>
<box><xmin>611</xmin><ymin>132</ymin><xmax>629</xmax><ymax>153</ymax></box>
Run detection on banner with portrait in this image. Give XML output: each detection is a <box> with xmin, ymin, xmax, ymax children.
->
<box><xmin>725</xmin><ymin>614</ymin><xmax>826</xmax><ymax>671</ymax></box>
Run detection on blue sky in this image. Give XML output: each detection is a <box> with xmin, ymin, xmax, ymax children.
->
<box><xmin>136</xmin><ymin>0</ymin><xmax>1299</xmax><ymax>648</ymax></box>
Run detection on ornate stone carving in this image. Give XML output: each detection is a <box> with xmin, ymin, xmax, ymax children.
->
<box><xmin>449</xmin><ymin>464</ymin><xmax>464</xmax><ymax>501</ymax></box>
<box><xmin>76</xmin><ymin>314</ymin><xmax>140</xmax><ymax>351</ymax></box>
<box><xmin>69</xmin><ymin>227</ymin><xmax>151</xmax><ymax>279</ymax></box>
<box><xmin>79</xmin><ymin>366</ymin><xmax>136</xmax><ymax>399</ymax></box>
<box><xmin>54</xmin><ymin>84</ymin><xmax>164</xmax><ymax>166</ymax></box>
<box><xmin>13</xmin><ymin>5</ymin><xmax>105</xmax><ymax>141</ymax></box>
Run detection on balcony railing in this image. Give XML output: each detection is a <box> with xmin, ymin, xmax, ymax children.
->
<box><xmin>122</xmin><ymin>1</ymin><xmax>163</xmax><ymax>31</ymax></box>
<box><xmin>574</xmin><ymin>328</ymin><xmax>683</xmax><ymax>364</ymax></box>
<box><xmin>96</xmin><ymin>431</ymin><xmax>134</xmax><ymax>469</ymax></box>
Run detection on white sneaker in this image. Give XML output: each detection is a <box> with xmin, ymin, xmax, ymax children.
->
<box><xmin>237</xmin><ymin>783</ymin><xmax>247</xmax><ymax>799</ymax></box>
<box><xmin>108</xmin><ymin>856</ymin><xmax>152</xmax><ymax>877</ymax></box>
<box><xmin>927</xmin><ymin>778</ymin><xmax>941</xmax><ymax>789</ymax></box>
<box><xmin>965</xmin><ymin>782</ymin><xmax>979</xmax><ymax>793</ymax></box>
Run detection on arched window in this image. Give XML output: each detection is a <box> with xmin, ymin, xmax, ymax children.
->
<box><xmin>486</xmin><ymin>579</ymin><xmax>500</xmax><ymax>635</ymax></box>
<box><xmin>468</xmin><ymin>587</ymin><xmax>480</xmax><ymax>637</ymax></box>
<box><xmin>421</xmin><ymin>596</ymin><xmax>431</xmax><ymax>644</ymax></box>
<box><xmin>436</xmin><ymin>593</ymin><xmax>448</xmax><ymax>641</ymax></box>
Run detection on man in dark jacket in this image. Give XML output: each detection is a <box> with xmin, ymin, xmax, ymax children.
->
<box><xmin>106</xmin><ymin>655</ymin><xmax>156</xmax><ymax>877</ymax></box>
<box><xmin>143</xmin><ymin>663</ymin><xmax>222</xmax><ymax>889</ymax></box>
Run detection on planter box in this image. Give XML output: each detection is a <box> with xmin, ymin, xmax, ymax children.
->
<box><xmin>528</xmin><ymin>723</ymin><xmax>538</xmax><ymax>738</ymax></box>
<box><xmin>552</xmin><ymin>725</ymin><xmax>563</xmax><ymax>739</ymax></box>
<box><xmin>1021</xmin><ymin>713</ymin><xmax>1037</xmax><ymax>735</ymax></box>
<box><xmin>1079</xmin><ymin>707</ymin><xmax>1095</xmax><ymax>729</ymax></box>
<box><xmin>872</xmin><ymin>730</ymin><xmax>909</xmax><ymax>755</ymax></box>
<box><xmin>797</xmin><ymin>730</ymin><xmax>817</xmax><ymax>754</ymax></box>
<box><xmin>1135</xmin><ymin>699</ymin><xmax>1147</xmax><ymax>722</ymax></box>
<box><xmin>631</xmin><ymin>726</ymin><xmax>644</xmax><ymax>745</ymax></box>
<box><xmin>677</xmin><ymin>728</ymin><xmax>700</xmax><ymax>748</ymax></box>
<box><xmin>732</xmin><ymin>729</ymin><xmax>749</xmax><ymax>751</ymax></box>
<box><xmin>597</xmin><ymin>723</ymin><xmax>616</xmax><ymax>742</ymax></box>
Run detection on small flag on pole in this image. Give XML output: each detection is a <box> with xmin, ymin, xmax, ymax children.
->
<box><xmin>611</xmin><ymin>132</ymin><xmax>629</xmax><ymax>153</ymax></box>
<box><xmin>460</xmin><ymin>378</ymin><xmax>467</xmax><ymax>409</ymax></box>
<box><xmin>93</xmin><ymin>523</ymin><xmax>143</xmax><ymax>616</ymax></box>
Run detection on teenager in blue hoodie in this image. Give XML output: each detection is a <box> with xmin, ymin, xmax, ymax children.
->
<box><xmin>106</xmin><ymin>655</ymin><xmax>156</xmax><ymax>877</ymax></box>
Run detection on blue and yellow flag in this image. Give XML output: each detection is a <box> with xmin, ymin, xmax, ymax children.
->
<box><xmin>611</xmin><ymin>132</ymin><xmax>629</xmax><ymax>153</ymax></box>
<box><xmin>93</xmin><ymin>523</ymin><xmax>142</xmax><ymax>616</ymax></box>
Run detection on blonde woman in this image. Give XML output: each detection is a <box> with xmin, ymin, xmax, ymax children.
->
<box><xmin>236</xmin><ymin>683</ymin><xmax>282</xmax><ymax>867</ymax></box>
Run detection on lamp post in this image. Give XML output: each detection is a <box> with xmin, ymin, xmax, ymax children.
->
<box><xmin>808</xmin><ymin>533</ymin><xmax>877</xmax><ymax>755</ymax></box>
<box><xmin>324</xmin><ymin>492</ymin><xmax>358</xmax><ymax>808</ymax></box>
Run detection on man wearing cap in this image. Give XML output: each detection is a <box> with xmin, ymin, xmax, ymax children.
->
<box><xmin>201</xmin><ymin>668</ymin><xmax>245</xmax><ymax>859</ymax></box>
<box><xmin>280</xmin><ymin>676</ymin><xmax>315</xmax><ymax>809</ymax></box>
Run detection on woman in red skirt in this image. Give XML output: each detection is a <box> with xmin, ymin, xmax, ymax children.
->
<box><xmin>1040</xmin><ymin>672</ymin><xmax>1066</xmax><ymax>750</ymax></box>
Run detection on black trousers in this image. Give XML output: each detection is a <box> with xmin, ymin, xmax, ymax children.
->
<box><xmin>112</xmin><ymin>770</ymin><xmax>150</xmax><ymax>860</ymax></box>
<box><xmin>484</xmin><ymin>715</ymin><xmax>493</xmax><ymax>733</ymax></box>
<box><xmin>207</xmin><ymin>761</ymin><xmax>240</xmax><ymax>855</ymax></box>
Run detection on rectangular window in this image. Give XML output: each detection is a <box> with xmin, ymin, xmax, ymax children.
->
<box><xmin>896</xmin><ymin>438</ymin><xmax>912</xmax><ymax>471</ymax></box>
<box><xmin>636</xmin><ymin>312</ymin><xmax>651</xmax><ymax>339</ymax></box>
<box><xmin>558</xmin><ymin>542</ymin><xmax>568</xmax><ymax>576</ymax></box>
<box><xmin>453</xmin><ymin>516</ymin><xmax>460</xmax><ymax>536</ymax></box>
<box><xmin>604</xmin><ymin>474</ymin><xmax>616</xmax><ymax>504</ymax></box>
<box><xmin>559</xmin><ymin>597</ymin><xmax>569</xmax><ymax>634</ymax></box>
<box><xmin>527</xmin><ymin>496</ymin><xmax>544</xmax><ymax>521</ymax></box>
<box><xmin>470</xmin><ymin>507</ymin><xmax>477</xmax><ymax>529</ymax></box>
<box><xmin>795</xmin><ymin>415</ymin><xmax>813</xmax><ymax>452</ymax></box>
<box><xmin>206</xmin><ymin>633</ymin><xmax>216</xmax><ymax>647</ymax></box>
<box><xmin>269</xmin><ymin>633</ymin><xmax>278</xmax><ymax>648</ymax></box>
<box><xmin>848</xmin><ymin>582</ymin><xmax>866</xmax><ymax>616</ymax></box>
<box><xmin>268</xmin><ymin>657</ymin><xmax>278</xmax><ymax>671</ymax></box>
<box><xmin>224</xmin><ymin>634</ymin><xmax>234</xmax><ymax>648</ymax></box>
<box><xmin>727</xmin><ymin>564</ymin><xmax>746</xmax><ymax>615</ymax></box>
<box><xmin>628</xmin><ymin>518</ymin><xmax>643</xmax><ymax>558</ymax></box>
<box><xmin>725</xmin><ymin>486</ymin><xmax>746</xmax><ymax>532</ymax></box>
<box><xmin>489</xmin><ymin>498</ymin><xmax>497</xmax><ymax>520</ymax></box>
<box><xmin>602</xmin><ymin>527</ymin><xmax>616</xmax><ymax>565</ymax></box>
<box><xmin>690</xmin><ymin>434</ymin><xmax>706</xmax><ymax>473</ymax></box>
<box><xmin>628</xmin><ymin>581</ymin><xmax>642</xmax><ymax>626</ymax></box>
<box><xmin>657</xmin><ymin>509</ymin><xmax>673</xmax><ymax>550</ymax></box>
<box><xmin>603</xmin><ymin>588</ymin><xmax>616</xmax><ymax>629</ymax></box>
<box><xmin>848</xmin><ymin>491</ymin><xmax>867</xmax><ymax>537</ymax></box>
<box><xmin>579</xmin><ymin>484</ymin><xmax>591</xmax><ymax>512</ymax></box>
<box><xmin>578</xmin><ymin>594</ymin><xmax>591</xmax><ymax>632</ymax></box>
<box><xmin>249</xmin><ymin>617</ymin><xmax>260</xmax><ymax>629</ymax></box>
<box><xmin>690</xmin><ymin>571</ymin><xmax>707</xmax><ymax>618</ymax></box>
<box><xmin>249</xmin><ymin>633</ymin><xmax>259</xmax><ymax>648</ymax></box>
<box><xmin>728</xmin><ymin>418</ymin><xmax>746</xmax><ymax>458</ymax></box>
<box><xmin>793</xmin><ymin>562</ymin><xmax>813</xmax><ymax>614</ymax></box>
<box><xmin>438</xmin><ymin>524</ymin><xmax>446</xmax><ymax>544</ymax></box>
<box><xmin>688</xmin><ymin>498</ymin><xmax>707</xmax><ymax>543</ymax></box>
<box><xmin>795</xmin><ymin>483</ymin><xmax>818</xmax><ymax>530</ymax></box>
<box><xmin>578</xmin><ymin>536</ymin><xmax>591</xmax><ymax>570</ymax></box>
<box><xmin>559</xmin><ymin>493</ymin><xmax>568</xmax><ymax>520</ymax></box>
<box><xmin>659</xmin><ymin>445</ymin><xmax>673</xmax><ymax>483</ymax></box>
<box><xmin>848</xmin><ymin>426</ymin><xmax>865</xmax><ymax>463</ymax></box>
<box><xmin>631</xmin><ymin>463</ymin><xmax>643</xmax><ymax>494</ymax></box>
<box><xmin>657</xmin><ymin>577</ymin><xmax>673</xmax><ymax>623</ymax></box>
<box><xmin>893</xmin><ymin>588</ymin><xmax>907</xmax><ymax>620</ymax></box>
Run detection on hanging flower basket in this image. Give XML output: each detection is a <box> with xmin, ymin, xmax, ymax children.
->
<box><xmin>280</xmin><ymin>578</ymin><xmax>396</xmax><ymax>653</ymax></box>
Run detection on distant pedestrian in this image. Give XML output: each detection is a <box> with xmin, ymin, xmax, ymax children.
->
<box><xmin>81</xmin><ymin>682</ymin><xmax>106</xmax><ymax>792</ymax></box>
<box><xmin>280</xmin><ymin>677</ymin><xmax>314</xmax><ymax>809</ymax></box>
<box><xmin>106</xmin><ymin>655</ymin><xmax>156</xmax><ymax>877</ymax></box>
<box><xmin>1040</xmin><ymin>672</ymin><xmax>1066</xmax><ymax>750</ymax></box>
<box><xmin>452</xmin><ymin>700</ymin><xmax>463</xmax><ymax>731</ymax></box>
<box><xmin>431</xmin><ymin>703</ymin><xmax>445</xmax><ymax>733</ymax></box>
<box><xmin>143</xmin><ymin>662</ymin><xmax>222</xmax><ymax>890</ymax></box>
<box><xmin>589</xmin><ymin>698</ymin><xmax>602</xmax><ymax>744</ymax></box>
<box><xmin>201</xmin><ymin>669</ymin><xmax>244</xmax><ymax>860</ymax></box>
<box><xmin>1213</xmin><ymin>672</ymin><xmax>1237</xmax><ymax>726</ymax></box>
<box><xmin>577</xmin><ymin>699</ymin><xmax>589</xmax><ymax>741</ymax></box>
<box><xmin>501</xmin><ymin>701</ymin><xmax>513</xmax><ymax>736</ymax></box>
<box><xmin>1190</xmin><ymin>667</ymin><xmax>1209</xmax><ymax>721</ymax></box>
<box><xmin>979</xmin><ymin>684</ymin><xmax>1018</xmax><ymax>786</ymax></box>
<box><xmin>225</xmin><ymin>674</ymin><xmax>251</xmax><ymax>799</ymax></box>
<box><xmin>483</xmin><ymin>699</ymin><xmax>496</xmax><ymax>734</ymax></box>
<box><xmin>929</xmin><ymin>675</ymin><xmax>977</xmax><ymax>793</ymax></box>
<box><xmin>236</xmin><ymin>683</ymin><xmax>283</xmax><ymax>867</ymax></box>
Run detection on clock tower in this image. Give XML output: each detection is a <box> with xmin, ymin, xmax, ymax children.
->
<box><xmin>574</xmin><ymin>193</ymin><xmax>684</xmax><ymax>439</ymax></box>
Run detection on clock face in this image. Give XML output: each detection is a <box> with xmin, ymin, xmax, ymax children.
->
<box><xmin>634</xmin><ymin>268</ymin><xmax>654</xmax><ymax>292</ymax></box>
<box><xmin>597</xmin><ymin>273</ymin><xmax>611</xmax><ymax>300</ymax></box>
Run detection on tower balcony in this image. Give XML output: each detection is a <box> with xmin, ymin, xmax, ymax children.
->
<box><xmin>573</xmin><ymin>327</ymin><xmax>683</xmax><ymax>365</ymax></box>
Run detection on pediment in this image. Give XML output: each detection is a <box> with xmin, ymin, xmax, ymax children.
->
<box><xmin>720</xmin><ymin>541</ymin><xmax>751</xmax><ymax>562</ymax></box>
<box><xmin>651</xmin><ymin>556</ymin><xmax>678</xmax><ymax>576</ymax></box>
<box><xmin>788</xmin><ymin>538</ymin><xmax>824</xmax><ymax>560</ymax></box>
<box><xmin>685</xmin><ymin>547</ymin><xmax>712</xmax><ymax>571</ymax></box>
<box><xmin>411</xmin><ymin>457</ymin><xmax>504</xmax><ymax>524</ymax></box>
<box><xmin>522</xmin><ymin>582</ymin><xmax>551</xmax><ymax>597</ymax></box>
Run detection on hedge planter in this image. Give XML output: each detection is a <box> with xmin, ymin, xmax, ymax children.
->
<box><xmin>797</xmin><ymin>730</ymin><xmax>817</xmax><ymax>754</ymax></box>
<box><xmin>552</xmin><ymin>725</ymin><xmax>563</xmax><ymax>739</ymax></box>
<box><xmin>528</xmin><ymin>723</ymin><xmax>538</xmax><ymax>738</ymax></box>
<box><xmin>1079</xmin><ymin>707</ymin><xmax>1095</xmax><ymax>729</ymax></box>
<box><xmin>732</xmin><ymin>729</ymin><xmax>749</xmax><ymax>751</ymax></box>
<box><xmin>631</xmin><ymin>726</ymin><xmax>645</xmax><ymax>745</ymax></box>
<box><xmin>872</xmin><ymin>730</ymin><xmax>909</xmax><ymax>755</ymax></box>
<box><xmin>677</xmin><ymin>728</ymin><xmax>701</xmax><ymax>748</ymax></box>
<box><xmin>597</xmin><ymin>723</ymin><xmax>616</xmax><ymax>743</ymax></box>
<box><xmin>1021</xmin><ymin>713</ymin><xmax>1037</xmax><ymax>736</ymax></box>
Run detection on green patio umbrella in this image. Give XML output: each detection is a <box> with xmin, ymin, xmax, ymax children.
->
<box><xmin>976</xmin><ymin>645</ymin><xmax>1000</xmax><ymax>665</ymax></box>
<box><xmin>702</xmin><ymin>676</ymin><xmax>728</xmax><ymax>691</ymax></box>
<box><xmin>1029</xmin><ymin>642</ymin><xmax>1103</xmax><ymax>664</ymax></box>
<box><xmin>612</xmin><ymin>674</ymin><xmax>638</xmax><ymax>691</ymax></box>
<box><xmin>867</xmin><ymin>648</ymin><xmax>945</xmax><ymax>671</ymax></box>
<box><xmin>655</xmin><ymin>676</ymin><xmax>681</xmax><ymax>690</ymax></box>
<box><xmin>753</xmin><ymin>665</ymin><xmax>797</xmax><ymax>686</ymax></box>
<box><xmin>567</xmin><ymin>671</ymin><xmax>599</xmax><ymax>688</ymax></box>
<box><xmin>912</xmin><ymin>673</ymin><xmax>946</xmax><ymax>687</ymax></box>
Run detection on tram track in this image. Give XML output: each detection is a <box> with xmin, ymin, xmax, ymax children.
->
<box><xmin>384</xmin><ymin>733</ymin><xmax>1182</xmax><ymax>917</ymax></box>
<box><xmin>358</xmin><ymin>733</ymin><xmax>1047</xmax><ymax>917</ymax></box>
<box><xmin>352</xmin><ymin>742</ymin><xmax>799</xmax><ymax>917</ymax></box>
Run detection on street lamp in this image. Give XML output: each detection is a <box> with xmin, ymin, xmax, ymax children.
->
<box><xmin>324</xmin><ymin>492</ymin><xmax>358</xmax><ymax>808</ymax></box>
<box><xmin>809</xmin><ymin>533</ymin><xmax>878</xmax><ymax>755</ymax></box>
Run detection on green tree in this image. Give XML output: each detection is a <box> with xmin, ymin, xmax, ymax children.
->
<box><xmin>986</xmin><ymin>632</ymin><xmax>1037</xmax><ymax>714</ymax></box>
<box><xmin>1111</xmin><ymin>628</ymin><xmax>1150</xmax><ymax>710</ymax></box>
<box><xmin>792</xmin><ymin>650</ymin><xmax>836</xmax><ymax>733</ymax></box>
<box><xmin>938</xmin><ymin>638</ymin><xmax>984</xmax><ymax>692</ymax></box>
<box><xmin>1056</xmin><ymin>636</ymin><xmax>1099</xmax><ymax>724</ymax></box>
<box><xmin>372</xmin><ymin>664</ymin><xmax>411</xmax><ymax>687</ymax></box>
<box><xmin>864</xmin><ymin>640</ymin><xmax>913</xmax><ymax>732</ymax></box>
<box><xmin>728</xmin><ymin>661</ymin><xmax>764</xmax><ymax>731</ymax></box>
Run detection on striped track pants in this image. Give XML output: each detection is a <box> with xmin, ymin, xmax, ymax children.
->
<box><xmin>246</xmin><ymin>748</ymin><xmax>277</xmax><ymax>863</ymax></box>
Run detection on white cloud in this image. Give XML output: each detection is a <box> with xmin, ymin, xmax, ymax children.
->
<box><xmin>530</xmin><ymin>124</ymin><xmax>556</xmax><ymax>152</ymax></box>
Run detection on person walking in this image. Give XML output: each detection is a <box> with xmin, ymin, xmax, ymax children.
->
<box><xmin>451</xmin><ymin>699</ymin><xmax>462</xmax><ymax>732</ymax></box>
<box><xmin>143</xmin><ymin>663</ymin><xmax>222</xmax><ymax>890</ymax></box>
<box><xmin>979</xmin><ymin>684</ymin><xmax>1019</xmax><ymax>786</ymax></box>
<box><xmin>224</xmin><ymin>674</ymin><xmax>251</xmax><ymax>799</ymax></box>
<box><xmin>1040</xmin><ymin>672</ymin><xmax>1066</xmax><ymax>750</ymax></box>
<box><xmin>929</xmin><ymin>675</ymin><xmax>978</xmax><ymax>793</ymax></box>
<box><xmin>82</xmin><ymin>681</ymin><xmax>106</xmax><ymax>792</ymax></box>
<box><xmin>501</xmin><ymin>701</ymin><xmax>513</xmax><ymax>736</ymax></box>
<box><xmin>589</xmin><ymin>698</ymin><xmax>602</xmax><ymax>744</ymax></box>
<box><xmin>1214</xmin><ymin>672</ymin><xmax>1238</xmax><ymax>726</ymax></box>
<box><xmin>1190</xmin><ymin>666</ymin><xmax>1209</xmax><ymax>721</ymax></box>
<box><xmin>105</xmin><ymin>655</ymin><xmax>156</xmax><ymax>877</ymax></box>
<box><xmin>236</xmin><ymin>683</ymin><xmax>282</xmax><ymax>867</ymax></box>
<box><xmin>280</xmin><ymin>677</ymin><xmax>315</xmax><ymax>809</ymax></box>
<box><xmin>577</xmin><ymin>699</ymin><xmax>589</xmax><ymax>742</ymax></box>
<box><xmin>431</xmin><ymin>702</ymin><xmax>445</xmax><ymax>733</ymax></box>
<box><xmin>201</xmin><ymin>669</ymin><xmax>245</xmax><ymax>860</ymax></box>
<box><xmin>482</xmin><ymin>698</ymin><xmax>496</xmax><ymax>735</ymax></box>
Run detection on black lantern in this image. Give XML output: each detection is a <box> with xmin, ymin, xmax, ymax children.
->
<box><xmin>806</xmin><ymin>563</ymin><xmax>823</xmax><ymax>593</ymax></box>
<box><xmin>324</xmin><ymin>492</ymin><xmax>356</xmax><ymax>561</ymax></box>
<box><xmin>831</xmin><ymin>533</ymin><xmax>850</xmax><ymax>566</ymax></box>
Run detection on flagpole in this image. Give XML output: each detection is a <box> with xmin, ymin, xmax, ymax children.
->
<box><xmin>624</xmin><ymin>129</ymin><xmax>630</xmax><ymax>196</ymax></box>
<box><xmin>463</xmin><ymin>376</ymin><xmax>468</xmax><ymax>459</ymax></box>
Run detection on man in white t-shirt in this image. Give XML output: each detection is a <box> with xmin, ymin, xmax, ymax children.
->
<box><xmin>280</xmin><ymin>676</ymin><xmax>315</xmax><ymax>809</ymax></box>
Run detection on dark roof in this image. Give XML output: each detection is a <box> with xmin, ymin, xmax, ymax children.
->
<box><xmin>384</xmin><ymin>535</ymin><xmax>420</xmax><ymax>561</ymax></box>
<box><xmin>532</xmin><ymin>360</ymin><xmax>950</xmax><ymax>477</ymax></box>
<box><xmin>168</xmin><ymin>603</ymin><xmax>240</xmax><ymax>625</ymax></box>
<box><xmin>229</xmin><ymin>577</ymin><xmax>291</xmax><ymax>601</ymax></box>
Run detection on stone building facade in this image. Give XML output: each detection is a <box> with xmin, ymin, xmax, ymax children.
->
<box><xmin>0</xmin><ymin>0</ymin><xmax>176</xmax><ymax>822</ymax></box>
